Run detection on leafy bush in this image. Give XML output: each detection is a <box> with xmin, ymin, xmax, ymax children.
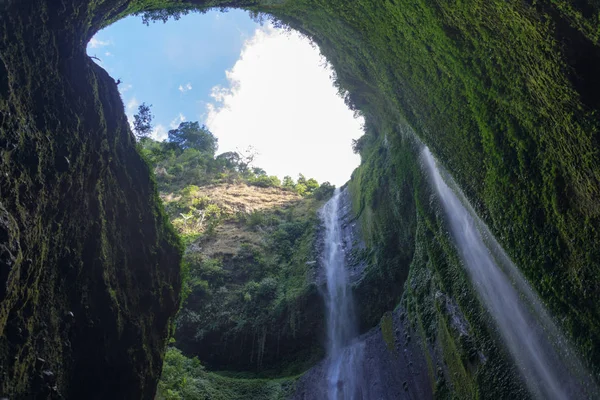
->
<box><xmin>249</xmin><ymin>175</ymin><xmax>282</xmax><ymax>188</ymax></box>
<box><xmin>313</xmin><ymin>182</ymin><xmax>335</xmax><ymax>200</ymax></box>
<box><xmin>157</xmin><ymin>347</ymin><xmax>297</xmax><ymax>400</ymax></box>
<box><xmin>174</xmin><ymin>195</ymin><xmax>326</xmax><ymax>371</ymax></box>
<box><xmin>294</xmin><ymin>183</ymin><xmax>307</xmax><ymax>196</ymax></box>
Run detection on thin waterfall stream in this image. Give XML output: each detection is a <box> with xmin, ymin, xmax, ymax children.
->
<box><xmin>321</xmin><ymin>189</ymin><xmax>365</xmax><ymax>400</ymax></box>
<box><xmin>422</xmin><ymin>147</ymin><xmax>598</xmax><ymax>399</ymax></box>
<box><xmin>313</xmin><ymin>150</ymin><xmax>597</xmax><ymax>400</ymax></box>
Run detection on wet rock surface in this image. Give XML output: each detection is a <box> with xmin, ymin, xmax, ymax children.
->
<box><xmin>0</xmin><ymin>2</ymin><xmax>181</xmax><ymax>398</ymax></box>
<box><xmin>291</xmin><ymin>306</ymin><xmax>433</xmax><ymax>400</ymax></box>
<box><xmin>313</xmin><ymin>188</ymin><xmax>367</xmax><ymax>288</ymax></box>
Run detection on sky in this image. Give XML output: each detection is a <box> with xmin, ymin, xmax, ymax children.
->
<box><xmin>87</xmin><ymin>9</ymin><xmax>364</xmax><ymax>186</ymax></box>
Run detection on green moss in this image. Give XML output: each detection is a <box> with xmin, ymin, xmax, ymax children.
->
<box><xmin>380</xmin><ymin>312</ymin><xmax>395</xmax><ymax>354</ymax></box>
<box><xmin>0</xmin><ymin>3</ymin><xmax>182</xmax><ymax>397</ymax></box>
<box><xmin>174</xmin><ymin>193</ymin><xmax>326</xmax><ymax>374</ymax></box>
<box><xmin>437</xmin><ymin>312</ymin><xmax>477</xmax><ymax>400</ymax></box>
<box><xmin>3</xmin><ymin>0</ymin><xmax>600</xmax><ymax>397</ymax></box>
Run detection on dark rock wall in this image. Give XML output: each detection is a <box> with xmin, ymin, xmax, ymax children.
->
<box><xmin>0</xmin><ymin>1</ymin><xmax>181</xmax><ymax>398</ymax></box>
<box><xmin>291</xmin><ymin>306</ymin><xmax>433</xmax><ymax>400</ymax></box>
<box><xmin>1</xmin><ymin>0</ymin><xmax>600</xmax><ymax>398</ymax></box>
<box><xmin>348</xmin><ymin>126</ymin><xmax>531</xmax><ymax>398</ymax></box>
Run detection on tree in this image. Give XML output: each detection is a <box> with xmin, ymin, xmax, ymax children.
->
<box><xmin>138</xmin><ymin>137</ymin><xmax>170</xmax><ymax>167</ymax></box>
<box><xmin>305</xmin><ymin>178</ymin><xmax>319</xmax><ymax>193</ymax></box>
<box><xmin>314</xmin><ymin>182</ymin><xmax>335</xmax><ymax>200</ymax></box>
<box><xmin>297</xmin><ymin>174</ymin><xmax>307</xmax><ymax>186</ymax></box>
<box><xmin>137</xmin><ymin>7</ymin><xmax>196</xmax><ymax>26</ymax></box>
<box><xmin>282</xmin><ymin>176</ymin><xmax>295</xmax><ymax>189</ymax></box>
<box><xmin>168</xmin><ymin>122</ymin><xmax>218</xmax><ymax>156</ymax></box>
<box><xmin>249</xmin><ymin>175</ymin><xmax>281</xmax><ymax>188</ymax></box>
<box><xmin>216</xmin><ymin>151</ymin><xmax>242</xmax><ymax>171</ymax></box>
<box><xmin>133</xmin><ymin>103</ymin><xmax>153</xmax><ymax>139</ymax></box>
<box><xmin>236</xmin><ymin>146</ymin><xmax>258</xmax><ymax>174</ymax></box>
<box><xmin>252</xmin><ymin>167</ymin><xmax>267</xmax><ymax>177</ymax></box>
<box><xmin>295</xmin><ymin>184</ymin><xmax>307</xmax><ymax>196</ymax></box>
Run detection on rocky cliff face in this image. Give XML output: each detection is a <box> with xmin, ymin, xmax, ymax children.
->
<box><xmin>170</xmin><ymin>184</ymin><xmax>326</xmax><ymax>373</ymax></box>
<box><xmin>0</xmin><ymin>2</ymin><xmax>181</xmax><ymax>398</ymax></box>
<box><xmin>2</xmin><ymin>0</ymin><xmax>600</xmax><ymax>398</ymax></box>
<box><xmin>292</xmin><ymin>306</ymin><xmax>434</xmax><ymax>400</ymax></box>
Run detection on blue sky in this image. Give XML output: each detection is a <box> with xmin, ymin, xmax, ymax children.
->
<box><xmin>88</xmin><ymin>10</ymin><xmax>258</xmax><ymax>130</ymax></box>
<box><xmin>88</xmin><ymin>10</ymin><xmax>364</xmax><ymax>186</ymax></box>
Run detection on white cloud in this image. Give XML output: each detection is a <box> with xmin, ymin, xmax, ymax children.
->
<box><xmin>105</xmin><ymin>51</ymin><xmax>112</xmax><ymax>57</ymax></box>
<box><xmin>205</xmin><ymin>25</ymin><xmax>363</xmax><ymax>186</ymax></box>
<box><xmin>119</xmin><ymin>84</ymin><xmax>133</xmax><ymax>94</ymax></box>
<box><xmin>124</xmin><ymin>97</ymin><xmax>139</xmax><ymax>132</ymax></box>
<box><xmin>126</xmin><ymin>97</ymin><xmax>139</xmax><ymax>111</ymax></box>
<box><xmin>89</xmin><ymin>36</ymin><xmax>111</xmax><ymax>48</ymax></box>
<box><xmin>170</xmin><ymin>113</ymin><xmax>186</xmax><ymax>129</ymax></box>
<box><xmin>152</xmin><ymin>124</ymin><xmax>168</xmax><ymax>141</ymax></box>
<box><xmin>178</xmin><ymin>83</ymin><xmax>193</xmax><ymax>93</ymax></box>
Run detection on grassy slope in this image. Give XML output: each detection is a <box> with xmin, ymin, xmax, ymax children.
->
<box><xmin>155</xmin><ymin>182</ymin><xmax>327</xmax><ymax>398</ymax></box>
<box><xmin>164</xmin><ymin>183</ymin><xmax>326</xmax><ymax>373</ymax></box>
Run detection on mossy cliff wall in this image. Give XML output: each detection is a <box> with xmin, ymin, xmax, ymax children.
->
<box><xmin>256</xmin><ymin>3</ymin><xmax>600</xmax><ymax>385</ymax></box>
<box><xmin>0</xmin><ymin>2</ymin><xmax>181</xmax><ymax>398</ymax></box>
<box><xmin>1</xmin><ymin>0</ymin><xmax>600</xmax><ymax>398</ymax></box>
<box><xmin>266</xmin><ymin>0</ymin><xmax>600</xmax><ymax>388</ymax></box>
<box><xmin>349</xmin><ymin>126</ymin><xmax>530</xmax><ymax>398</ymax></box>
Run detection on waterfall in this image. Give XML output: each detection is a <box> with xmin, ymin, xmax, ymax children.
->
<box><xmin>321</xmin><ymin>189</ymin><xmax>364</xmax><ymax>400</ymax></box>
<box><xmin>422</xmin><ymin>147</ymin><xmax>598</xmax><ymax>399</ymax></box>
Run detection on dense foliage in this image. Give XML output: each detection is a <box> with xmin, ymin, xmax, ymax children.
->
<box><xmin>157</xmin><ymin>347</ymin><xmax>297</xmax><ymax>400</ymax></box>
<box><xmin>175</xmin><ymin>196</ymin><xmax>326</xmax><ymax>372</ymax></box>
<box><xmin>137</xmin><ymin>120</ymin><xmax>333</xmax><ymax>197</ymax></box>
<box><xmin>133</xmin><ymin>114</ymin><xmax>333</xmax><ymax>395</ymax></box>
<box><xmin>131</xmin><ymin>0</ymin><xmax>600</xmax><ymax>396</ymax></box>
<box><xmin>4</xmin><ymin>0</ymin><xmax>598</xmax><ymax>397</ymax></box>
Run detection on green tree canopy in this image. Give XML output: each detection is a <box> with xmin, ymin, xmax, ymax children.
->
<box><xmin>168</xmin><ymin>122</ymin><xmax>218</xmax><ymax>156</ymax></box>
<box><xmin>282</xmin><ymin>176</ymin><xmax>295</xmax><ymax>189</ymax></box>
<box><xmin>305</xmin><ymin>178</ymin><xmax>319</xmax><ymax>193</ymax></box>
<box><xmin>252</xmin><ymin>167</ymin><xmax>267</xmax><ymax>177</ymax></box>
<box><xmin>133</xmin><ymin>103</ymin><xmax>153</xmax><ymax>139</ymax></box>
<box><xmin>313</xmin><ymin>182</ymin><xmax>335</xmax><ymax>200</ymax></box>
<box><xmin>215</xmin><ymin>151</ymin><xmax>242</xmax><ymax>171</ymax></box>
<box><xmin>297</xmin><ymin>174</ymin><xmax>307</xmax><ymax>186</ymax></box>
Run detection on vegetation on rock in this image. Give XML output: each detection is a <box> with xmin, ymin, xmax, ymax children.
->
<box><xmin>158</xmin><ymin>347</ymin><xmax>297</xmax><ymax>400</ymax></box>
<box><xmin>0</xmin><ymin>3</ymin><xmax>182</xmax><ymax>398</ymax></box>
<box><xmin>132</xmin><ymin>2</ymin><xmax>600</xmax><ymax>381</ymax></box>
<box><xmin>132</xmin><ymin>111</ymin><xmax>333</xmax><ymax>396</ymax></box>
<box><xmin>2</xmin><ymin>0</ymin><xmax>600</xmax><ymax>398</ymax></box>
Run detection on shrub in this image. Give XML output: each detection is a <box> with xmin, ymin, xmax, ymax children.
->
<box><xmin>313</xmin><ymin>182</ymin><xmax>335</xmax><ymax>200</ymax></box>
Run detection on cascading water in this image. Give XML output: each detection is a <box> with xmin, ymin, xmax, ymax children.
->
<box><xmin>422</xmin><ymin>147</ymin><xmax>598</xmax><ymax>399</ymax></box>
<box><xmin>321</xmin><ymin>189</ymin><xmax>364</xmax><ymax>400</ymax></box>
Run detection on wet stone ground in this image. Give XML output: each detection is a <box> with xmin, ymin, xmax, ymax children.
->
<box><xmin>291</xmin><ymin>306</ymin><xmax>433</xmax><ymax>400</ymax></box>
